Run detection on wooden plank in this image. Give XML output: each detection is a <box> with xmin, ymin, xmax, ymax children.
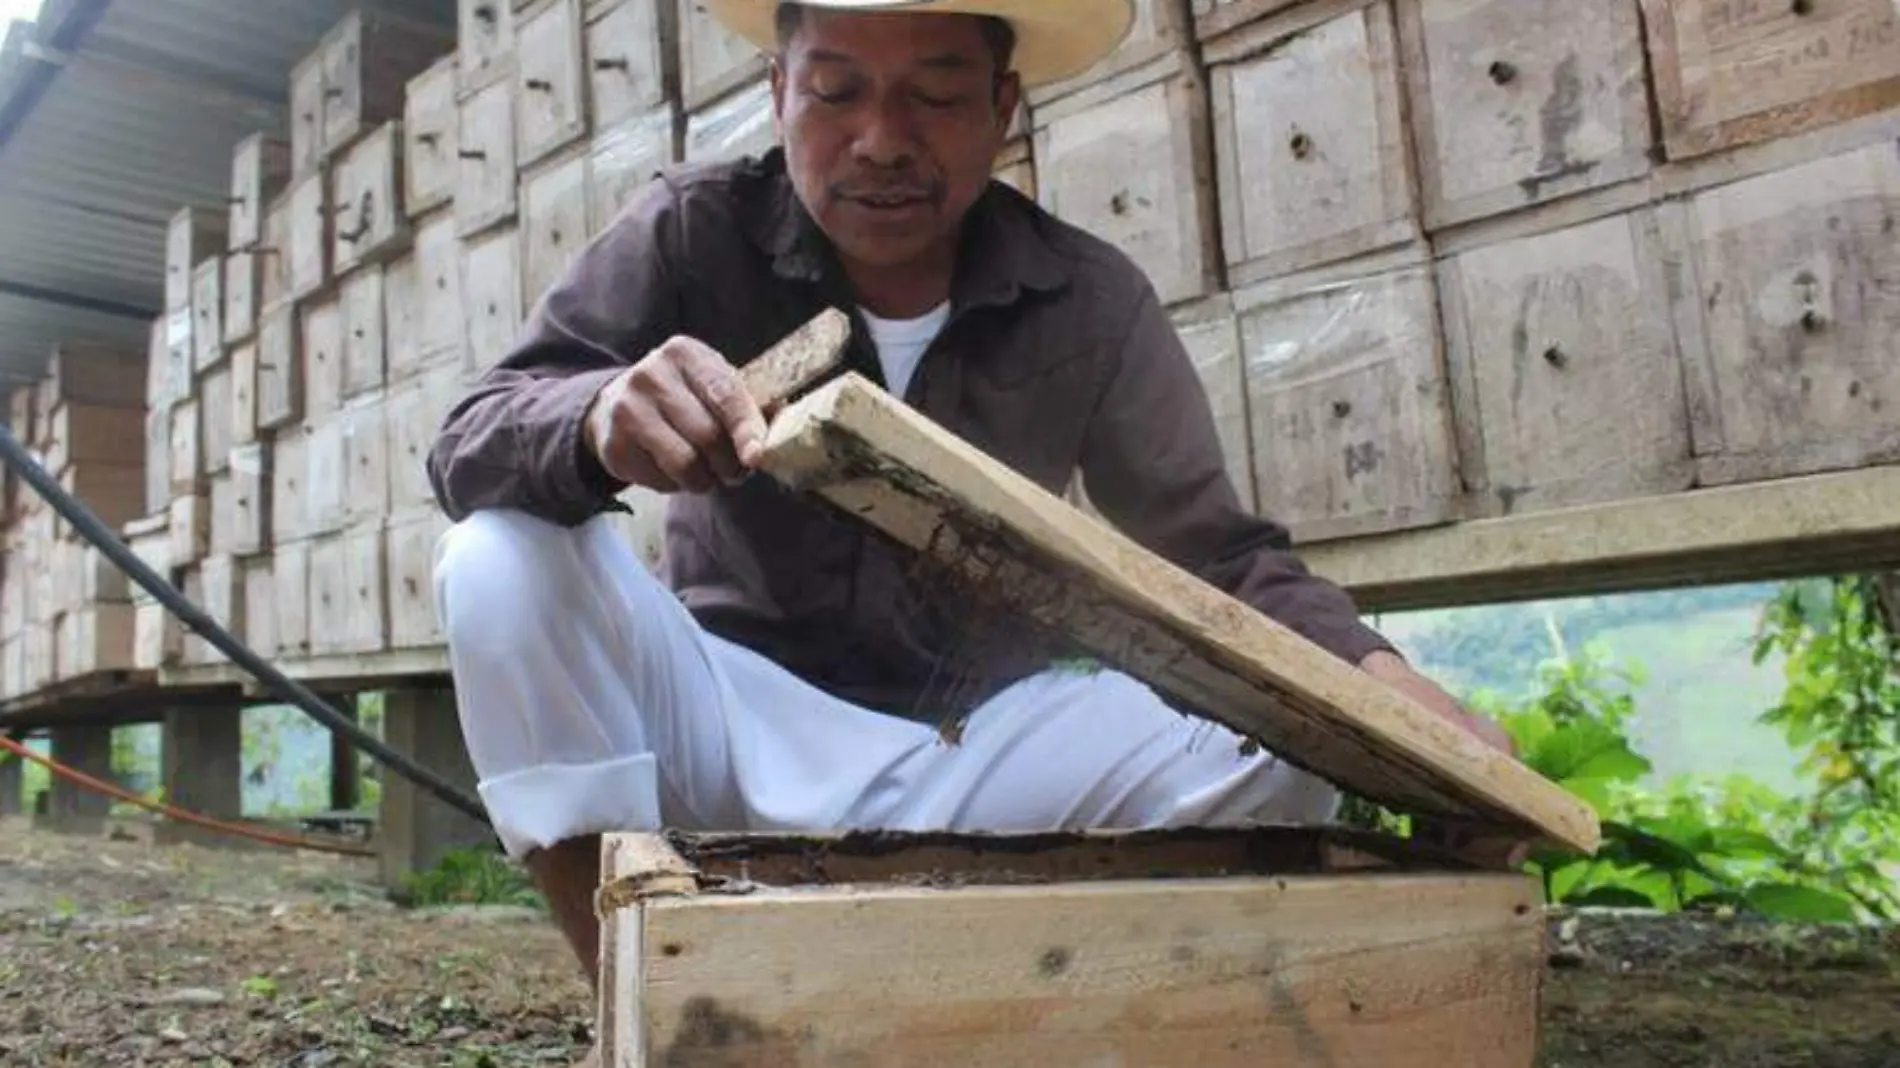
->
<box><xmin>1300</xmin><ymin>463</ymin><xmax>1900</xmax><ymax>612</ymax></box>
<box><xmin>682</xmin><ymin>77</ymin><xmax>774</xmax><ymax>163</ymax></box>
<box><xmin>586</xmin><ymin>0</ymin><xmax>675</xmax><ymax>131</ymax></box>
<box><xmin>601</xmin><ymin>840</ymin><xmax>1541</xmax><ymax>1068</ymax></box>
<box><xmin>330</xmin><ymin>122</ymin><xmax>412</xmax><ymax>277</ymax></box>
<box><xmin>403</xmin><ymin>55</ymin><xmax>460</xmax><ymax>218</ymax></box>
<box><xmin>586</xmin><ymin>105</ymin><xmax>680</xmax><ymax>241</ymax></box>
<box><xmin>756</xmin><ymin>374</ymin><xmax>1598</xmax><ymax>853</ymax></box>
<box><xmin>677</xmin><ymin>0</ymin><xmax>768</xmax><ymax>111</ymax></box>
<box><xmin>520</xmin><ymin>146</ymin><xmax>591</xmax><ymax>310</ymax></box>
<box><xmin>458</xmin><ymin>0</ymin><xmax>518</xmax><ymax>97</ymax></box>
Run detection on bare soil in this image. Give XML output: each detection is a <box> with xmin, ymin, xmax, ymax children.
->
<box><xmin>2</xmin><ymin>822</ymin><xmax>1895</xmax><ymax>1066</ymax></box>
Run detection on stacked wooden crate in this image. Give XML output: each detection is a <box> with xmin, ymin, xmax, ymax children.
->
<box><xmin>0</xmin><ymin>344</ymin><xmax>150</xmax><ymax>696</ymax></box>
<box><xmin>0</xmin><ymin>0</ymin><xmax>1884</xmax><ymax>699</ymax></box>
<box><xmin>1173</xmin><ymin>0</ymin><xmax>1900</xmax><ymax>547</ymax></box>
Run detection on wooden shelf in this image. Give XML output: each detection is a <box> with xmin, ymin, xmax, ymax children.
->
<box><xmin>157</xmin><ymin>647</ymin><xmax>449</xmax><ymax>694</ymax></box>
<box><xmin>1300</xmin><ymin>464</ymin><xmax>1900</xmax><ymax>614</ymax></box>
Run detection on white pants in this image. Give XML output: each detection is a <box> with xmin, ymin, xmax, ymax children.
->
<box><xmin>433</xmin><ymin>509</ymin><xmax>1341</xmax><ymax>860</ymax></box>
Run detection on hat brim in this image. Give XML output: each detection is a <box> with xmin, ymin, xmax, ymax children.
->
<box><xmin>701</xmin><ymin>0</ymin><xmax>1135</xmax><ymax>89</ymax></box>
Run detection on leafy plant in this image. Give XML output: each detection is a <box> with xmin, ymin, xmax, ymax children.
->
<box><xmin>395</xmin><ymin>847</ymin><xmax>545</xmax><ymax>910</ymax></box>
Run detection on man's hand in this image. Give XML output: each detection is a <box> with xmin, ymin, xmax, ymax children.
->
<box><xmin>585</xmin><ymin>336</ymin><xmax>769</xmax><ymax>494</ymax></box>
<box><xmin>1358</xmin><ymin>649</ymin><xmax>1516</xmax><ymax>757</ymax></box>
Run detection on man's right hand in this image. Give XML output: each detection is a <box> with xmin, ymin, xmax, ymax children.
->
<box><xmin>584</xmin><ymin>335</ymin><xmax>769</xmax><ymax>494</ymax></box>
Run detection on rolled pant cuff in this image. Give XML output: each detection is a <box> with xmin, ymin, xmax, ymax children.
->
<box><xmin>475</xmin><ymin>753</ymin><xmax>663</xmax><ymax>860</ymax></box>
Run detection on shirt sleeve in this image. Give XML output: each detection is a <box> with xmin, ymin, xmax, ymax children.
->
<box><xmin>1074</xmin><ymin>277</ymin><xmax>1398</xmax><ymax>668</ymax></box>
<box><xmin>427</xmin><ymin>177</ymin><xmax>685</xmax><ymax>526</ymax></box>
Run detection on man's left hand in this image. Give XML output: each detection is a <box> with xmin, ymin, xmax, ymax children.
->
<box><xmin>1357</xmin><ymin>649</ymin><xmax>1516</xmax><ymax>757</ymax></box>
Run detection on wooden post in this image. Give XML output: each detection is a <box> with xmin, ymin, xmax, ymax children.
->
<box><xmin>377</xmin><ymin>687</ymin><xmax>490</xmax><ymax>887</ymax></box>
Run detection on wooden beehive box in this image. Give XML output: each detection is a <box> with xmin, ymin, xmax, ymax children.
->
<box><xmin>594</xmin><ymin>369</ymin><xmax>1598</xmax><ymax>1066</ymax></box>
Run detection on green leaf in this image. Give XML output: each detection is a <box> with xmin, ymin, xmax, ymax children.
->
<box><xmin>1529</xmin><ymin>718</ymin><xmax>1652</xmax><ymax>785</ymax></box>
<box><xmin>1743</xmin><ymin>883</ymin><xmax>1859</xmax><ymax>924</ymax></box>
<box><xmin>1703</xmin><ymin>829</ymin><xmax>1789</xmax><ymax>860</ymax></box>
<box><xmin>1567</xmin><ymin>886</ymin><xmax>1657</xmax><ymax>909</ymax></box>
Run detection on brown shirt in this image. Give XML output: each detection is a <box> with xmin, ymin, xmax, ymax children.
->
<box><xmin>428</xmin><ymin>150</ymin><xmax>1394</xmax><ymax>726</ymax></box>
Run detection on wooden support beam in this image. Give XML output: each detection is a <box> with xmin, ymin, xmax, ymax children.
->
<box><xmin>1298</xmin><ymin>465</ymin><xmax>1900</xmax><ymax>613</ymax></box>
<box><xmin>756</xmin><ymin>374</ymin><xmax>1599</xmax><ymax>855</ymax></box>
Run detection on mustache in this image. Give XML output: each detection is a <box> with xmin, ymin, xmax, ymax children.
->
<box><xmin>828</xmin><ymin>176</ymin><xmax>945</xmax><ymax>201</ymax></box>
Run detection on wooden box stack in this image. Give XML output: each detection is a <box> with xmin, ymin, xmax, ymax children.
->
<box><xmin>7</xmin><ymin>0</ymin><xmax>1899</xmax><ymax>700</ymax></box>
<box><xmin>0</xmin><ymin>344</ymin><xmax>149</xmax><ymax>695</ymax></box>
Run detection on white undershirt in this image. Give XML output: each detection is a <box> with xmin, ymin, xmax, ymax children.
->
<box><xmin>859</xmin><ymin>302</ymin><xmax>950</xmax><ymax>399</ymax></box>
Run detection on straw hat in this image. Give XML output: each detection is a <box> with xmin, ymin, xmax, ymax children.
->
<box><xmin>702</xmin><ymin>0</ymin><xmax>1136</xmax><ymax>88</ymax></box>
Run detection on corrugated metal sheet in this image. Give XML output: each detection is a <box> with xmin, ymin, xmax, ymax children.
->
<box><xmin>0</xmin><ymin>0</ymin><xmax>455</xmax><ymax>385</ymax></box>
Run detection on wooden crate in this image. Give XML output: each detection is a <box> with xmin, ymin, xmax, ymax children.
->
<box><xmin>287</xmin><ymin>167</ymin><xmax>333</xmax><ymax>300</ymax></box>
<box><xmin>223</xmin><ymin>249</ymin><xmax>262</xmax><ymax>345</ymax></box>
<box><xmin>289</xmin><ymin>49</ymin><xmax>326</xmax><ymax>176</ymax></box>
<box><xmin>1235</xmin><ymin>262</ymin><xmax>1458</xmax><ymax>542</ymax></box>
<box><xmin>1640</xmin><ymin>0</ymin><xmax>1900</xmax><ymax>160</ymax></box>
<box><xmin>992</xmin><ymin>137</ymin><xmax>1035</xmax><ymax>201</ymax></box>
<box><xmin>317</xmin><ymin>9</ymin><xmax>456</xmax><ymax>162</ymax></box>
<box><xmin>682</xmin><ymin>77</ymin><xmax>774</xmax><ymax>163</ymax></box>
<box><xmin>342</xmin><ymin>392</ymin><xmax>390</xmax><ymax>527</ymax></box>
<box><xmin>385</xmin><ymin>505</ymin><xmax>450</xmax><ymax>649</ymax></box>
<box><xmin>169</xmin><ymin>491</ymin><xmax>209</xmax><ymax>567</ymax></box>
<box><xmin>1394</xmin><ymin>0</ymin><xmax>1654</xmax><ymax>231</ymax></box>
<box><xmin>587</xmin><ymin>0</ymin><xmax>677</xmax><ymax>132</ymax></box>
<box><xmin>404</xmin><ymin>55</ymin><xmax>461</xmax><ymax>218</ymax></box>
<box><xmin>331</xmin><ymin>122</ymin><xmax>413</xmax><ymax>278</ymax></box>
<box><xmin>520</xmin><ymin>147</ymin><xmax>591</xmax><ymax>310</ymax></box>
<box><xmin>1034</xmin><ymin>50</ymin><xmax>1221</xmax><ymax>308</ymax></box>
<box><xmin>341</xmin><ymin>268</ymin><xmax>388</xmax><ymax>398</ymax></box>
<box><xmin>229</xmin><ymin>132</ymin><xmax>293</xmax><ymax>252</ymax></box>
<box><xmin>386</xmin><ymin>214</ymin><xmax>469</xmax><ymax>382</ymax></box>
<box><xmin>199</xmin><ymin>364</ymin><xmax>233</xmax><ymax>477</ymax></box>
<box><xmin>302</xmin><ymin>294</ymin><xmax>345</xmax><ymax>428</ymax></box>
<box><xmin>135</xmin><ymin>600</ymin><xmax>183</xmax><ymax>671</ymax></box>
<box><xmin>307</xmin><ymin>526</ymin><xmax>388</xmax><ymax>657</ymax></box>
<box><xmin>1170</xmin><ymin>294</ymin><xmax>1255</xmax><ymax>512</ymax></box>
<box><xmin>256</xmin><ymin>300</ymin><xmax>306</xmax><ymax>432</ymax></box>
<box><xmin>678</xmin><ymin>0</ymin><xmax>767</xmax><ymax>111</ymax></box>
<box><xmin>169</xmin><ymin>397</ymin><xmax>204</xmax><ymax>497</ymax></box>
<box><xmin>457</xmin><ymin>78</ymin><xmax>520</xmax><ymax>238</ymax></box>
<box><xmin>58</xmin><ymin>463</ymin><xmax>147</xmax><ymax>542</ymax></box>
<box><xmin>271</xmin><ymin>428</ymin><xmax>309</xmax><ymax>545</ymax></box>
<box><xmin>230</xmin><ymin>340</ymin><xmax>258</xmax><ymax>449</ymax></box>
<box><xmin>44</xmin><ymin>402</ymin><xmax>145</xmax><ymax>473</ymax></box>
<box><xmin>384</xmin><ymin>366</ymin><xmax>457</xmax><ymax>512</ymax></box>
<box><xmin>54</xmin><ymin>604</ymin><xmax>136</xmax><ymax>680</ymax></box>
<box><xmin>166</xmin><ymin>206</ymin><xmax>227</xmax><ymax>313</ymax></box>
<box><xmin>1205</xmin><ymin>0</ymin><xmax>1421</xmax><ymax>285</ymax></box>
<box><xmin>306</xmin><ymin>415</ymin><xmax>349</xmax><ymax>538</ymax></box>
<box><xmin>597</xmin><ymin>829</ymin><xmax>1545</xmax><ymax>1067</ymax></box>
<box><xmin>587</xmin><ymin>104</ymin><xmax>681</xmax><ymax>240</ymax></box>
<box><xmin>1437</xmin><ymin>207</ymin><xmax>1695</xmax><ymax>517</ymax></box>
<box><xmin>229</xmin><ymin>442</ymin><xmax>272</xmax><ymax>557</ymax></box>
<box><xmin>273</xmin><ymin>538</ymin><xmax>312</xmax><ymax>660</ymax></box>
<box><xmin>459</xmin><ymin>0</ymin><xmax>519</xmax><ymax>96</ymax></box>
<box><xmin>241</xmin><ymin>555</ymin><xmax>278</xmax><ymax>665</ymax></box>
<box><xmin>461</xmin><ymin>223</ymin><xmax>523</xmax><ymax>378</ymax></box>
<box><xmin>1659</xmin><ymin>139</ymin><xmax>1900</xmax><ymax>485</ymax></box>
<box><xmin>192</xmin><ymin>258</ymin><xmax>224</xmax><ymax>374</ymax></box>
<box><xmin>516</xmin><ymin>0</ymin><xmax>589</xmax><ymax>168</ymax></box>
<box><xmin>47</xmin><ymin>342</ymin><xmax>147</xmax><ymax>409</ymax></box>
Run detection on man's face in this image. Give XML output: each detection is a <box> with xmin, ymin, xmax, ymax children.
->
<box><xmin>772</xmin><ymin>10</ymin><xmax>1021</xmax><ymax>272</ymax></box>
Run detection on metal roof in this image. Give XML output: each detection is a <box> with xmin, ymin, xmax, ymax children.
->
<box><xmin>0</xmin><ymin>0</ymin><xmax>455</xmax><ymax>388</ymax></box>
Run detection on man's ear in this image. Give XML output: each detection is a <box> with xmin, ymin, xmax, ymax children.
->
<box><xmin>993</xmin><ymin>70</ymin><xmax>1022</xmax><ymax>136</ymax></box>
<box><xmin>770</xmin><ymin>57</ymin><xmax>787</xmax><ymax>136</ymax></box>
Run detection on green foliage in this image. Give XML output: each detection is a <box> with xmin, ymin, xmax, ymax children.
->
<box><xmin>1491</xmin><ymin>577</ymin><xmax>1900</xmax><ymax>924</ymax></box>
<box><xmin>395</xmin><ymin>847</ymin><xmax>545</xmax><ymax>910</ymax></box>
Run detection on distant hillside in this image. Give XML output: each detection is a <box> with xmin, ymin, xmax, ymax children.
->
<box><xmin>1374</xmin><ymin>582</ymin><xmax>1799</xmax><ymax>791</ymax></box>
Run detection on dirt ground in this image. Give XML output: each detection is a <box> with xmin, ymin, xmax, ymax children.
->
<box><xmin>2</xmin><ymin>822</ymin><xmax>1896</xmax><ymax>1067</ymax></box>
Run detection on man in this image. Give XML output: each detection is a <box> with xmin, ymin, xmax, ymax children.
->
<box><xmin>428</xmin><ymin>0</ymin><xmax>1513</xmax><ymax>993</ymax></box>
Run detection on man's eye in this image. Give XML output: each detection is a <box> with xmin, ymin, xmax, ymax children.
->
<box><xmin>810</xmin><ymin>83</ymin><xmax>857</xmax><ymax>104</ymax></box>
<box><xmin>914</xmin><ymin>91</ymin><xmax>963</xmax><ymax>108</ymax></box>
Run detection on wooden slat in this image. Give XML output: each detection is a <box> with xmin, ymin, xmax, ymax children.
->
<box><xmin>756</xmin><ymin>374</ymin><xmax>1598</xmax><ymax>854</ymax></box>
<box><xmin>607</xmin><ymin>856</ymin><xmax>1541</xmax><ymax>1068</ymax></box>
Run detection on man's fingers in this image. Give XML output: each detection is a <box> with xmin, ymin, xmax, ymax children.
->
<box><xmin>648</xmin><ymin>362</ymin><xmax>746</xmax><ymax>486</ymax></box>
<box><xmin>675</xmin><ymin>341</ymin><xmax>769</xmax><ymax>469</ymax></box>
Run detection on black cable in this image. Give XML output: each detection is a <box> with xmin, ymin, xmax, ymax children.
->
<box><xmin>0</xmin><ymin>422</ymin><xmax>491</xmax><ymax>826</ymax></box>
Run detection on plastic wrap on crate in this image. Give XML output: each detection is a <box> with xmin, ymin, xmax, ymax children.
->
<box><xmin>589</xmin><ymin>104</ymin><xmax>680</xmax><ymax>238</ymax></box>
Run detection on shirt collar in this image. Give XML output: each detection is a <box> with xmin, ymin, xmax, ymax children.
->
<box><xmin>748</xmin><ymin>148</ymin><xmax>1072</xmax><ymax>312</ymax></box>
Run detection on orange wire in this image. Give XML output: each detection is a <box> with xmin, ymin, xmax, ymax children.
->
<box><xmin>0</xmin><ymin>734</ymin><xmax>376</xmax><ymax>858</ymax></box>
